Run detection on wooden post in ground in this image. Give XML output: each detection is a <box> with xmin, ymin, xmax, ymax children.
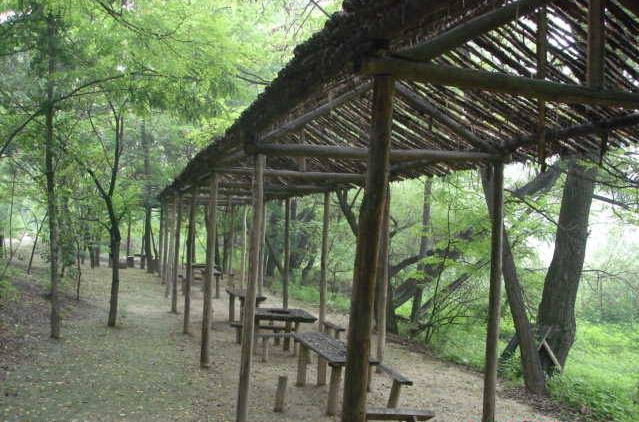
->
<box><xmin>236</xmin><ymin>154</ymin><xmax>265</xmax><ymax>422</ymax></box>
<box><xmin>183</xmin><ymin>196</ymin><xmax>196</xmax><ymax>334</ymax></box>
<box><xmin>317</xmin><ymin>191</ymin><xmax>330</xmax><ymax>385</ymax></box>
<box><xmin>375</xmin><ymin>187</ymin><xmax>390</xmax><ymax>372</ymax></box>
<box><xmin>258</xmin><ymin>199</ymin><xmax>267</xmax><ymax>295</ymax></box>
<box><xmin>165</xmin><ymin>198</ymin><xmax>176</xmax><ymax>297</ymax></box>
<box><xmin>240</xmin><ymin>205</ymin><xmax>248</xmax><ymax>289</ymax></box>
<box><xmin>201</xmin><ymin>175</ymin><xmax>218</xmax><ymax>368</ymax></box>
<box><xmin>274</xmin><ymin>375</ymin><xmax>288</xmax><ymax>413</ymax></box>
<box><xmin>587</xmin><ymin>0</ymin><xmax>605</xmax><ymax>90</ymax></box>
<box><xmin>481</xmin><ymin>162</ymin><xmax>504</xmax><ymax>422</ymax></box>
<box><xmin>229</xmin><ymin>202</ymin><xmax>236</xmax><ymax>287</ymax></box>
<box><xmin>341</xmin><ymin>75</ymin><xmax>394</xmax><ymax>422</ymax></box>
<box><xmin>158</xmin><ymin>205</ymin><xmax>164</xmax><ymax>277</ymax></box>
<box><xmin>283</xmin><ymin>198</ymin><xmax>291</xmax><ymax>308</ymax></box>
<box><xmin>162</xmin><ymin>202</ymin><xmax>170</xmax><ymax>280</ymax></box>
<box><xmin>171</xmin><ymin>194</ymin><xmax>183</xmax><ymax>313</ymax></box>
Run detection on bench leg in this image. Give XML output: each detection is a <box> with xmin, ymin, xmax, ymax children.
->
<box><xmin>261</xmin><ymin>337</ymin><xmax>269</xmax><ymax>363</ymax></box>
<box><xmin>317</xmin><ymin>357</ymin><xmax>327</xmax><ymax>386</ymax></box>
<box><xmin>274</xmin><ymin>328</ymin><xmax>281</xmax><ymax>346</ymax></box>
<box><xmin>387</xmin><ymin>380</ymin><xmax>402</xmax><ymax>408</ymax></box>
<box><xmin>235</xmin><ymin>326</ymin><xmax>241</xmax><ymax>344</ymax></box>
<box><xmin>229</xmin><ymin>296</ymin><xmax>235</xmax><ymax>322</ymax></box>
<box><xmin>296</xmin><ymin>345</ymin><xmax>309</xmax><ymax>386</ymax></box>
<box><xmin>335</xmin><ymin>330</ymin><xmax>341</xmax><ymax>340</ymax></box>
<box><xmin>367</xmin><ymin>364</ymin><xmax>373</xmax><ymax>392</ymax></box>
<box><xmin>215</xmin><ymin>275</ymin><xmax>220</xmax><ymax>298</ymax></box>
<box><xmin>283</xmin><ymin>322</ymin><xmax>292</xmax><ymax>351</ymax></box>
<box><xmin>293</xmin><ymin>322</ymin><xmax>300</xmax><ymax>356</ymax></box>
<box><xmin>326</xmin><ymin>365</ymin><xmax>343</xmax><ymax>416</ymax></box>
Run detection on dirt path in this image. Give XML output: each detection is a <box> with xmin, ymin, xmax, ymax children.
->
<box><xmin>2</xmin><ymin>264</ymin><xmax>568</xmax><ymax>422</ymax></box>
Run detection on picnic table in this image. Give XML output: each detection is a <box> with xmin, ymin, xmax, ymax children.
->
<box><xmin>226</xmin><ymin>288</ymin><xmax>267</xmax><ymax>322</ymax></box>
<box><xmin>256</xmin><ymin>308</ymin><xmax>317</xmax><ymax>352</ymax></box>
<box><xmin>294</xmin><ymin>331</ymin><xmax>379</xmax><ymax>415</ymax></box>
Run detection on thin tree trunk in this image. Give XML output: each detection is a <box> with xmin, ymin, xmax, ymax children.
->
<box><xmin>107</xmin><ymin>225</ymin><xmax>121</xmax><ymax>327</ymax></box>
<box><xmin>240</xmin><ymin>205</ymin><xmax>248</xmax><ymax>289</ymax></box>
<box><xmin>410</xmin><ymin>178</ymin><xmax>432</xmax><ymax>322</ymax></box>
<box><xmin>45</xmin><ymin>14</ymin><xmax>61</xmax><ymax>339</ymax></box>
<box><xmin>184</xmin><ymin>197</ymin><xmax>195</xmax><ymax>334</ymax></box>
<box><xmin>283</xmin><ymin>199</ymin><xmax>290</xmax><ymax>308</ymax></box>
<box><xmin>27</xmin><ymin>211</ymin><xmax>47</xmax><ymax>275</ymax></box>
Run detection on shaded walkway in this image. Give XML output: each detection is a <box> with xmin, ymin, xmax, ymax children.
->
<box><xmin>2</xmin><ymin>264</ymin><xmax>565</xmax><ymax>422</ymax></box>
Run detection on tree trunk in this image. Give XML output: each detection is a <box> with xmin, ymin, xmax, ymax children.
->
<box><xmin>107</xmin><ymin>225</ymin><xmax>121</xmax><ymax>327</ymax></box>
<box><xmin>27</xmin><ymin>211</ymin><xmax>47</xmax><ymax>275</ymax></box>
<box><xmin>410</xmin><ymin>178</ymin><xmax>432</xmax><ymax>322</ymax></box>
<box><xmin>537</xmin><ymin>158</ymin><xmax>596</xmax><ymax>372</ymax></box>
<box><xmin>45</xmin><ymin>14</ymin><xmax>61</xmax><ymax>340</ymax></box>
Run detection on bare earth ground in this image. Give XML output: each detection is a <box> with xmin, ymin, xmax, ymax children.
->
<box><xmin>1</xmin><ymin>260</ymin><xmax>572</xmax><ymax>422</ymax></box>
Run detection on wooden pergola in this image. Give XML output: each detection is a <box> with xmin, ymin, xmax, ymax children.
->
<box><xmin>156</xmin><ymin>1</ymin><xmax>639</xmax><ymax>421</ymax></box>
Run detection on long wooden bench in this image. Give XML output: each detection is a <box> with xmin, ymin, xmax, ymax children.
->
<box><xmin>376</xmin><ymin>364</ymin><xmax>413</xmax><ymax>408</ymax></box>
<box><xmin>366</xmin><ymin>408</ymin><xmax>435</xmax><ymax>421</ymax></box>
<box><xmin>229</xmin><ymin>322</ymin><xmax>286</xmax><ymax>344</ymax></box>
<box><xmin>322</xmin><ymin>321</ymin><xmax>346</xmax><ymax>339</ymax></box>
<box><xmin>257</xmin><ymin>332</ymin><xmax>295</xmax><ymax>362</ymax></box>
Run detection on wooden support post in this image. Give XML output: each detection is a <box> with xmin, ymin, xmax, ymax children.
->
<box><xmin>201</xmin><ymin>175</ymin><xmax>218</xmax><ymax>368</ymax></box>
<box><xmin>162</xmin><ymin>203</ymin><xmax>170</xmax><ymax>280</ymax></box>
<box><xmin>274</xmin><ymin>375</ymin><xmax>288</xmax><ymax>413</ymax></box>
<box><xmin>482</xmin><ymin>162</ymin><xmax>504</xmax><ymax>422</ymax></box>
<box><xmin>229</xmin><ymin>203</ymin><xmax>236</xmax><ymax>287</ymax></box>
<box><xmin>235</xmin><ymin>154</ymin><xmax>265</xmax><ymax>422</ymax></box>
<box><xmin>319</xmin><ymin>191</ymin><xmax>329</xmax><ymax>328</ymax></box>
<box><xmin>283</xmin><ymin>198</ymin><xmax>291</xmax><ymax>308</ymax></box>
<box><xmin>283</xmin><ymin>321</ymin><xmax>292</xmax><ymax>351</ymax></box>
<box><xmin>296</xmin><ymin>345</ymin><xmax>309</xmax><ymax>386</ymax></box>
<box><xmin>342</xmin><ymin>75</ymin><xmax>394</xmax><ymax>422</ymax></box>
<box><xmin>240</xmin><ymin>205</ymin><xmax>248</xmax><ymax>289</ymax></box>
<box><xmin>183</xmin><ymin>196</ymin><xmax>196</xmax><ymax>334</ymax></box>
<box><xmin>376</xmin><ymin>188</ymin><xmax>390</xmax><ymax>372</ymax></box>
<box><xmin>165</xmin><ymin>199</ymin><xmax>176</xmax><ymax>297</ymax></box>
<box><xmin>171</xmin><ymin>194</ymin><xmax>183</xmax><ymax>314</ymax></box>
<box><xmin>536</xmin><ymin>5</ymin><xmax>548</xmax><ymax>166</ymax></box>
<box><xmin>158</xmin><ymin>204</ymin><xmax>164</xmax><ymax>278</ymax></box>
<box><xmin>257</xmin><ymin>201</ymin><xmax>267</xmax><ymax>296</ymax></box>
<box><xmin>317</xmin><ymin>191</ymin><xmax>330</xmax><ymax>386</ymax></box>
<box><xmin>229</xmin><ymin>295</ymin><xmax>235</xmax><ymax>322</ymax></box>
<box><xmin>327</xmin><ymin>365</ymin><xmax>343</xmax><ymax>416</ymax></box>
<box><xmin>261</xmin><ymin>336</ymin><xmax>269</xmax><ymax>363</ymax></box>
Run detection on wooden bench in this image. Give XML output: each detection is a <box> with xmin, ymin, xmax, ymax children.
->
<box><xmin>366</xmin><ymin>408</ymin><xmax>435</xmax><ymax>421</ymax></box>
<box><xmin>376</xmin><ymin>364</ymin><xmax>413</xmax><ymax>408</ymax></box>
<box><xmin>257</xmin><ymin>332</ymin><xmax>295</xmax><ymax>362</ymax></box>
<box><xmin>229</xmin><ymin>322</ymin><xmax>286</xmax><ymax>344</ymax></box>
<box><xmin>322</xmin><ymin>321</ymin><xmax>346</xmax><ymax>339</ymax></box>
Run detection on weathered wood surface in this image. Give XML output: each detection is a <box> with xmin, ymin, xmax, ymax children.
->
<box><xmin>256</xmin><ymin>308</ymin><xmax>317</xmax><ymax>324</ymax></box>
<box><xmin>295</xmin><ymin>331</ymin><xmax>379</xmax><ymax>367</ymax></box>
<box><xmin>365</xmin><ymin>408</ymin><xmax>435</xmax><ymax>421</ymax></box>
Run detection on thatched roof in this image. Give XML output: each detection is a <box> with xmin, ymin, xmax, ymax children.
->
<box><xmin>160</xmin><ymin>0</ymin><xmax>639</xmax><ymax>201</ymax></box>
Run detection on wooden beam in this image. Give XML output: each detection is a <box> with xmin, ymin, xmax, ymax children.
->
<box><xmin>536</xmin><ymin>5</ymin><xmax>548</xmax><ymax>166</ymax></box>
<box><xmin>250</xmin><ymin>143</ymin><xmax>502</xmax><ymax>162</ymax></box>
<box><xmin>201</xmin><ymin>175</ymin><xmax>217</xmax><ymax>368</ymax></box>
<box><xmin>260</xmin><ymin>82</ymin><xmax>372</xmax><ymax>143</ymax></box>
<box><xmin>482</xmin><ymin>162</ymin><xmax>504</xmax><ymax>422</ymax></box>
<box><xmin>165</xmin><ymin>198</ymin><xmax>176</xmax><ymax>297</ymax></box>
<box><xmin>361</xmin><ymin>58</ymin><xmax>639</xmax><ymax>109</ymax></box>
<box><xmin>342</xmin><ymin>75</ymin><xmax>395</xmax><ymax>422</ymax></box>
<box><xmin>236</xmin><ymin>154</ymin><xmax>264</xmax><ymax>422</ymax></box>
<box><xmin>587</xmin><ymin>0</ymin><xmax>605</xmax><ymax>89</ymax></box>
<box><xmin>158</xmin><ymin>203</ymin><xmax>165</xmax><ymax>278</ymax></box>
<box><xmin>215</xmin><ymin>167</ymin><xmax>366</xmax><ymax>183</ymax></box>
<box><xmin>503</xmin><ymin>112</ymin><xmax>639</xmax><ymax>151</ymax></box>
<box><xmin>171</xmin><ymin>193</ymin><xmax>182</xmax><ymax>314</ymax></box>
<box><xmin>395</xmin><ymin>83</ymin><xmax>494</xmax><ymax>151</ymax></box>
<box><xmin>395</xmin><ymin>0</ymin><xmax>551</xmax><ymax>61</ymax></box>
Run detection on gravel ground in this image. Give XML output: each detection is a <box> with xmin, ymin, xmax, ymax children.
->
<box><xmin>1</xmin><ymin>263</ymin><xmax>570</xmax><ymax>422</ymax></box>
